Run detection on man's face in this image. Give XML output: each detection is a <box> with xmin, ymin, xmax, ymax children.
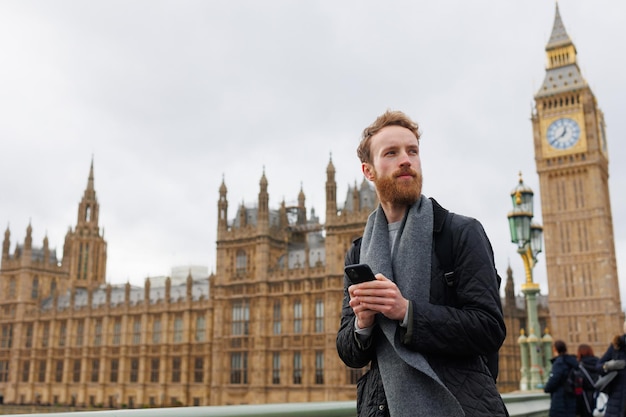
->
<box><xmin>362</xmin><ymin>125</ymin><xmax>422</xmax><ymax>206</ymax></box>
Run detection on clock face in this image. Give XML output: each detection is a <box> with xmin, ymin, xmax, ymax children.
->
<box><xmin>546</xmin><ymin>118</ymin><xmax>581</xmax><ymax>150</ymax></box>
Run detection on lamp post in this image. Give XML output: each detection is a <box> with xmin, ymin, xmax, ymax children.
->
<box><xmin>507</xmin><ymin>172</ymin><xmax>546</xmax><ymax>390</ymax></box>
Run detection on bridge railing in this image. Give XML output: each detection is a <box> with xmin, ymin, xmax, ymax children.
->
<box><xmin>2</xmin><ymin>392</ymin><xmax>551</xmax><ymax>417</ymax></box>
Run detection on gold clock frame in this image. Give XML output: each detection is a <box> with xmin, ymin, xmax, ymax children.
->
<box><xmin>540</xmin><ymin>113</ymin><xmax>587</xmax><ymax>156</ymax></box>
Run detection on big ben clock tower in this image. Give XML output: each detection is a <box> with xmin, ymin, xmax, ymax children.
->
<box><xmin>532</xmin><ymin>4</ymin><xmax>623</xmax><ymax>352</ymax></box>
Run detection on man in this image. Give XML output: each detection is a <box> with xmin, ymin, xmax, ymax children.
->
<box><xmin>336</xmin><ymin>110</ymin><xmax>508</xmax><ymax>416</ymax></box>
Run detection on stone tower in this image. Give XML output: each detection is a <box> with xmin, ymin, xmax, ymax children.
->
<box><xmin>1</xmin><ymin>161</ymin><xmax>106</xmax><ymax>303</ymax></box>
<box><xmin>531</xmin><ymin>4</ymin><xmax>623</xmax><ymax>352</ymax></box>
<box><xmin>209</xmin><ymin>160</ymin><xmax>377</xmax><ymax>405</ymax></box>
<box><xmin>63</xmin><ymin>160</ymin><xmax>107</xmax><ymax>290</ymax></box>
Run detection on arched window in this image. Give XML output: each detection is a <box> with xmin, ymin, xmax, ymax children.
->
<box><xmin>173</xmin><ymin>315</ymin><xmax>183</xmax><ymax>343</ymax></box>
<box><xmin>31</xmin><ymin>277</ymin><xmax>39</xmax><ymax>299</ymax></box>
<box><xmin>293</xmin><ymin>300</ymin><xmax>302</xmax><ymax>334</ymax></box>
<box><xmin>8</xmin><ymin>277</ymin><xmax>16</xmax><ymax>298</ymax></box>
<box><xmin>195</xmin><ymin>315</ymin><xmax>206</xmax><ymax>342</ymax></box>
<box><xmin>236</xmin><ymin>250</ymin><xmax>247</xmax><ymax>276</ymax></box>
<box><xmin>273</xmin><ymin>302</ymin><xmax>281</xmax><ymax>335</ymax></box>
<box><xmin>315</xmin><ymin>299</ymin><xmax>324</xmax><ymax>333</ymax></box>
<box><xmin>231</xmin><ymin>300</ymin><xmax>249</xmax><ymax>336</ymax></box>
<box><xmin>152</xmin><ymin>318</ymin><xmax>161</xmax><ymax>344</ymax></box>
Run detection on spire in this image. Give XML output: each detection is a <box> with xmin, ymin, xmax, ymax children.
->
<box><xmin>187</xmin><ymin>271</ymin><xmax>193</xmax><ymax>299</ymax></box>
<box><xmin>546</xmin><ymin>3</ymin><xmax>571</xmax><ymax>49</ymax></box>
<box><xmin>326</xmin><ymin>153</ymin><xmax>336</xmax><ymax>178</ymax></box>
<box><xmin>165</xmin><ymin>277</ymin><xmax>171</xmax><ymax>303</ymax></box>
<box><xmin>258</xmin><ymin>168</ymin><xmax>269</xmax><ymax>228</ymax></box>
<box><xmin>504</xmin><ymin>262</ymin><xmax>515</xmax><ymax>303</ymax></box>
<box><xmin>298</xmin><ymin>183</ymin><xmax>305</xmax><ymax>207</ymax></box>
<box><xmin>325</xmin><ymin>154</ymin><xmax>337</xmax><ymax>221</ymax></box>
<box><xmin>77</xmin><ymin>159</ymin><xmax>99</xmax><ymax>227</ymax></box>
<box><xmin>217</xmin><ymin>175</ymin><xmax>229</xmax><ymax>234</ymax></box>
<box><xmin>259</xmin><ymin>168</ymin><xmax>269</xmax><ymax>204</ymax></box>
<box><xmin>84</xmin><ymin>157</ymin><xmax>96</xmax><ymax>200</ymax></box>
<box><xmin>144</xmin><ymin>277</ymin><xmax>151</xmax><ymax>301</ymax></box>
<box><xmin>43</xmin><ymin>234</ymin><xmax>50</xmax><ymax>263</ymax></box>
<box><xmin>25</xmin><ymin>221</ymin><xmax>33</xmax><ymax>250</ymax></box>
<box><xmin>536</xmin><ymin>3</ymin><xmax>585</xmax><ymax>97</ymax></box>
<box><xmin>352</xmin><ymin>180</ymin><xmax>360</xmax><ymax>212</ymax></box>
<box><xmin>297</xmin><ymin>183</ymin><xmax>306</xmax><ymax>225</ymax></box>
<box><xmin>2</xmin><ymin>225</ymin><xmax>10</xmax><ymax>258</ymax></box>
<box><xmin>219</xmin><ymin>174</ymin><xmax>228</xmax><ymax>196</ymax></box>
<box><xmin>238</xmin><ymin>200</ymin><xmax>247</xmax><ymax>226</ymax></box>
<box><xmin>259</xmin><ymin>166</ymin><xmax>268</xmax><ymax>190</ymax></box>
<box><xmin>279</xmin><ymin>199</ymin><xmax>288</xmax><ymax>228</ymax></box>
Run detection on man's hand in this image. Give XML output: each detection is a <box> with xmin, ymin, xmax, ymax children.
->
<box><xmin>348</xmin><ymin>273</ymin><xmax>409</xmax><ymax>328</ymax></box>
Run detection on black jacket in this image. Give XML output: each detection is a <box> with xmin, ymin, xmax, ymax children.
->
<box><xmin>544</xmin><ymin>354</ymin><xmax>578</xmax><ymax>417</ymax></box>
<box><xmin>336</xmin><ymin>201</ymin><xmax>507</xmax><ymax>417</ymax></box>
<box><xmin>598</xmin><ymin>337</ymin><xmax>626</xmax><ymax>417</ymax></box>
<box><xmin>578</xmin><ymin>355</ymin><xmax>600</xmax><ymax>417</ymax></box>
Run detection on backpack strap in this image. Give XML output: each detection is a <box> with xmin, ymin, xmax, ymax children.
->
<box><xmin>577</xmin><ymin>363</ymin><xmax>596</xmax><ymax>387</ymax></box>
<box><xmin>352</xmin><ymin>198</ymin><xmax>500</xmax><ymax>382</ymax></box>
<box><xmin>430</xmin><ymin>197</ymin><xmax>455</xmax><ymax>287</ymax></box>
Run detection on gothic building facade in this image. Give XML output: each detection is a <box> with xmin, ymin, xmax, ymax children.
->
<box><xmin>0</xmin><ymin>155</ymin><xmax>551</xmax><ymax>408</ymax></box>
<box><xmin>0</xmin><ymin>5</ymin><xmax>619</xmax><ymax>407</ymax></box>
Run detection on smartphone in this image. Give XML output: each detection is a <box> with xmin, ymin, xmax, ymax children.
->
<box><xmin>344</xmin><ymin>263</ymin><xmax>376</xmax><ymax>284</ymax></box>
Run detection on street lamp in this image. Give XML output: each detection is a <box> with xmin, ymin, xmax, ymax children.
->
<box><xmin>507</xmin><ymin>172</ymin><xmax>547</xmax><ymax>391</ymax></box>
<box><xmin>508</xmin><ymin>174</ymin><xmax>543</xmax><ymax>286</ymax></box>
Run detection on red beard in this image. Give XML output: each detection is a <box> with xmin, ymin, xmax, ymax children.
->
<box><xmin>373</xmin><ymin>167</ymin><xmax>422</xmax><ymax>206</ymax></box>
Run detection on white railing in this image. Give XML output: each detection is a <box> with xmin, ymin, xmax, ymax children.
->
<box><xmin>1</xmin><ymin>393</ymin><xmax>551</xmax><ymax>417</ymax></box>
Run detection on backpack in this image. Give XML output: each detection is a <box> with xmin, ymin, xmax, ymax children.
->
<box><xmin>431</xmin><ymin>197</ymin><xmax>502</xmax><ymax>382</ymax></box>
<box><xmin>574</xmin><ymin>364</ymin><xmax>606</xmax><ymax>415</ymax></box>
<box><xmin>353</xmin><ymin>198</ymin><xmax>503</xmax><ymax>382</ymax></box>
<box><xmin>565</xmin><ymin>364</ymin><xmax>585</xmax><ymax>396</ymax></box>
<box><xmin>579</xmin><ymin>361</ymin><xmax>600</xmax><ymax>390</ymax></box>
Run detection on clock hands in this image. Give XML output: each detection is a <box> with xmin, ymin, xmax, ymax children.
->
<box><xmin>547</xmin><ymin>118</ymin><xmax>580</xmax><ymax>150</ymax></box>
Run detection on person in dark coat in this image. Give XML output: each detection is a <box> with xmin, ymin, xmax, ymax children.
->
<box><xmin>335</xmin><ymin>110</ymin><xmax>508</xmax><ymax>417</ymax></box>
<box><xmin>598</xmin><ymin>327</ymin><xmax>626</xmax><ymax>417</ymax></box>
<box><xmin>577</xmin><ymin>344</ymin><xmax>600</xmax><ymax>417</ymax></box>
<box><xmin>544</xmin><ymin>340</ymin><xmax>578</xmax><ymax>417</ymax></box>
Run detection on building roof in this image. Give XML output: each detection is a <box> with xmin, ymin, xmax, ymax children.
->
<box><xmin>11</xmin><ymin>244</ymin><xmax>59</xmax><ymax>264</ymax></box>
<box><xmin>536</xmin><ymin>64</ymin><xmax>586</xmax><ymax>98</ymax></box>
<box><xmin>41</xmin><ymin>277</ymin><xmax>210</xmax><ymax>311</ymax></box>
<box><xmin>343</xmin><ymin>179</ymin><xmax>377</xmax><ymax>212</ymax></box>
<box><xmin>546</xmin><ymin>3</ymin><xmax>570</xmax><ymax>49</ymax></box>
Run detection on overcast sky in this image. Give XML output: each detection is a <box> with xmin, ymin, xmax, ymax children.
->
<box><xmin>1</xmin><ymin>1</ymin><xmax>625</xmax><ymax>307</ymax></box>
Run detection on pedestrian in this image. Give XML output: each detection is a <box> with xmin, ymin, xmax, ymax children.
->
<box><xmin>335</xmin><ymin>110</ymin><xmax>508</xmax><ymax>417</ymax></box>
<box><xmin>597</xmin><ymin>322</ymin><xmax>626</xmax><ymax>417</ymax></box>
<box><xmin>577</xmin><ymin>344</ymin><xmax>600</xmax><ymax>417</ymax></box>
<box><xmin>544</xmin><ymin>340</ymin><xmax>578</xmax><ymax>417</ymax></box>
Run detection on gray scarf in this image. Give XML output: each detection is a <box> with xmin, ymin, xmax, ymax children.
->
<box><xmin>360</xmin><ymin>195</ymin><xmax>464</xmax><ymax>417</ymax></box>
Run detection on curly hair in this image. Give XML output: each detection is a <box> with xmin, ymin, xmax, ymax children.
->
<box><xmin>612</xmin><ymin>334</ymin><xmax>626</xmax><ymax>349</ymax></box>
<box><xmin>357</xmin><ymin>110</ymin><xmax>421</xmax><ymax>164</ymax></box>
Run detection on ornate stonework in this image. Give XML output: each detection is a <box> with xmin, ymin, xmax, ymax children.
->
<box><xmin>531</xmin><ymin>4</ymin><xmax>623</xmax><ymax>355</ymax></box>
